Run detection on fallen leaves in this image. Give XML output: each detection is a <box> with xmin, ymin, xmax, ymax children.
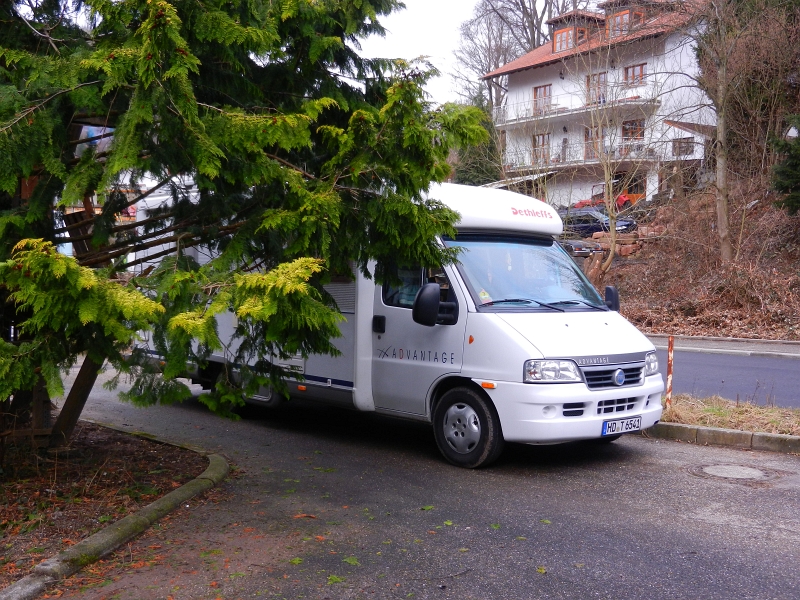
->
<box><xmin>0</xmin><ymin>422</ymin><xmax>207</xmax><ymax>588</ymax></box>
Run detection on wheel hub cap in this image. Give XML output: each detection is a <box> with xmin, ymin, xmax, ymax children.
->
<box><xmin>442</xmin><ymin>403</ymin><xmax>481</xmax><ymax>454</ymax></box>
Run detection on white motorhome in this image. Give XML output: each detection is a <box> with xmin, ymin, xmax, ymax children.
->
<box><xmin>143</xmin><ymin>183</ymin><xmax>663</xmax><ymax>468</ymax></box>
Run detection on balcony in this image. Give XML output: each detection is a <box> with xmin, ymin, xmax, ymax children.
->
<box><xmin>493</xmin><ymin>85</ymin><xmax>659</xmax><ymax>128</ymax></box>
<box><xmin>503</xmin><ymin>140</ymin><xmax>665</xmax><ymax>171</ymax></box>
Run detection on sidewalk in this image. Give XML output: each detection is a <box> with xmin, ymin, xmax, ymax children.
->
<box><xmin>647</xmin><ymin>334</ymin><xmax>800</xmax><ymax>359</ymax></box>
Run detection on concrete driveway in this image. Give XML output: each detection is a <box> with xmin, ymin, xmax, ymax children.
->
<box><xmin>63</xmin><ymin>370</ymin><xmax>800</xmax><ymax>600</ymax></box>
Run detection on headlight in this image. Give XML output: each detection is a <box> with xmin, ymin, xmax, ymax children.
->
<box><xmin>523</xmin><ymin>359</ymin><xmax>582</xmax><ymax>383</ymax></box>
<box><xmin>644</xmin><ymin>352</ymin><xmax>659</xmax><ymax>376</ymax></box>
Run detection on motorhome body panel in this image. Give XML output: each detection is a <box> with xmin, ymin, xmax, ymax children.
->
<box><xmin>370</xmin><ymin>263</ymin><xmax>468</xmax><ymax>418</ymax></box>
<box><xmin>428</xmin><ymin>183</ymin><xmax>563</xmax><ymax>236</ymax></box>
<box><xmin>136</xmin><ymin>182</ymin><xmax>663</xmax><ymax>463</ymax></box>
<box><xmin>479</xmin><ymin>380</ymin><xmax>663</xmax><ymax>443</ymax></box>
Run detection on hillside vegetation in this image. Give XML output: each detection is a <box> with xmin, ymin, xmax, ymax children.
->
<box><xmin>611</xmin><ymin>184</ymin><xmax>800</xmax><ymax>340</ymax></box>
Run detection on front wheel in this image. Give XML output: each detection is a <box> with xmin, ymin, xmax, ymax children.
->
<box><xmin>432</xmin><ymin>387</ymin><xmax>504</xmax><ymax>468</ymax></box>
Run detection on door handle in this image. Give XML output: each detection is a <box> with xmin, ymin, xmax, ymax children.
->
<box><xmin>372</xmin><ymin>315</ymin><xmax>386</xmax><ymax>333</ymax></box>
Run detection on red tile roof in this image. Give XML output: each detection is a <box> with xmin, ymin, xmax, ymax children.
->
<box><xmin>483</xmin><ymin>7</ymin><xmax>694</xmax><ymax>80</ymax></box>
<box><xmin>546</xmin><ymin>9</ymin><xmax>606</xmax><ymax>25</ymax></box>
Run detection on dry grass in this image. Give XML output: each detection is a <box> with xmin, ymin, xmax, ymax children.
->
<box><xmin>661</xmin><ymin>394</ymin><xmax>800</xmax><ymax>436</ymax></box>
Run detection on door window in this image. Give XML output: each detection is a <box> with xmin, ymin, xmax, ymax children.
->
<box><xmin>382</xmin><ymin>267</ymin><xmax>423</xmax><ymax>309</ymax></box>
<box><xmin>382</xmin><ymin>267</ymin><xmax>458</xmax><ymax>323</ymax></box>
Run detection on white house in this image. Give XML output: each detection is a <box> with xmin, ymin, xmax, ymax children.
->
<box><xmin>482</xmin><ymin>0</ymin><xmax>713</xmax><ymax>209</ymax></box>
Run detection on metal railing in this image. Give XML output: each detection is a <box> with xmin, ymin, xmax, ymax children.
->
<box><xmin>493</xmin><ymin>84</ymin><xmax>657</xmax><ymax>126</ymax></box>
<box><xmin>503</xmin><ymin>140</ymin><xmax>665</xmax><ymax>170</ymax></box>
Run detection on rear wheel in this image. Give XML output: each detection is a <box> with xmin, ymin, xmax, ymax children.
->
<box><xmin>432</xmin><ymin>387</ymin><xmax>504</xmax><ymax>468</ymax></box>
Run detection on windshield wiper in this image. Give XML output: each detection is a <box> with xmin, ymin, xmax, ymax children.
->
<box><xmin>550</xmin><ymin>299</ymin><xmax>607</xmax><ymax>311</ymax></box>
<box><xmin>482</xmin><ymin>298</ymin><xmax>565</xmax><ymax>311</ymax></box>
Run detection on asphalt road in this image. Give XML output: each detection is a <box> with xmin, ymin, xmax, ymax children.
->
<box><xmin>66</xmin><ymin>369</ymin><xmax>800</xmax><ymax>600</ymax></box>
<box><xmin>654</xmin><ymin>349</ymin><xmax>800</xmax><ymax>408</ymax></box>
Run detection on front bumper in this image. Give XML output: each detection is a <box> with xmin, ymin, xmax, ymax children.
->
<box><xmin>479</xmin><ymin>375</ymin><xmax>664</xmax><ymax>444</ymax></box>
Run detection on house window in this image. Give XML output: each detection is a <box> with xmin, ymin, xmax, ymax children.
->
<box><xmin>627</xmin><ymin>171</ymin><xmax>646</xmax><ymax>195</ymax></box>
<box><xmin>554</xmin><ymin>28</ymin><xmax>574</xmax><ymax>52</ymax></box>
<box><xmin>608</xmin><ymin>11</ymin><xmax>629</xmax><ymax>37</ymax></box>
<box><xmin>622</xmin><ymin>119</ymin><xmax>645</xmax><ymax>140</ymax></box>
<box><xmin>576</xmin><ymin>27</ymin><xmax>587</xmax><ymax>44</ymax></box>
<box><xmin>622</xmin><ymin>119</ymin><xmax>646</xmax><ymax>156</ymax></box>
<box><xmin>498</xmin><ymin>130</ymin><xmax>507</xmax><ymax>154</ymax></box>
<box><xmin>533</xmin><ymin>85</ymin><xmax>552</xmax><ymax>113</ymax></box>
<box><xmin>586</xmin><ymin>72</ymin><xmax>607</xmax><ymax>104</ymax></box>
<box><xmin>672</xmin><ymin>136</ymin><xmax>695</xmax><ymax>156</ymax></box>
<box><xmin>585</xmin><ymin>127</ymin><xmax>599</xmax><ymax>160</ymax></box>
<box><xmin>624</xmin><ymin>63</ymin><xmax>647</xmax><ymax>86</ymax></box>
<box><xmin>607</xmin><ymin>10</ymin><xmax>643</xmax><ymax>37</ymax></box>
<box><xmin>533</xmin><ymin>132</ymin><xmax>551</xmax><ymax>164</ymax></box>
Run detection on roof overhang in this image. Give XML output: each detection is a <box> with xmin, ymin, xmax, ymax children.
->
<box><xmin>481</xmin><ymin>172</ymin><xmax>557</xmax><ymax>190</ymax></box>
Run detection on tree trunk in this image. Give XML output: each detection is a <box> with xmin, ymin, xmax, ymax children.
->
<box><xmin>8</xmin><ymin>390</ymin><xmax>32</xmax><ymax>425</ymax></box>
<box><xmin>31</xmin><ymin>377</ymin><xmax>51</xmax><ymax>430</ymax></box>
<box><xmin>49</xmin><ymin>356</ymin><xmax>103</xmax><ymax>448</ymax></box>
<box><xmin>715</xmin><ymin>44</ymin><xmax>734</xmax><ymax>263</ymax></box>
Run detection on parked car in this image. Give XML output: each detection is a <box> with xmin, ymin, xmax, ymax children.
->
<box><xmin>558</xmin><ymin>208</ymin><xmax>637</xmax><ymax>238</ymax></box>
<box><xmin>558</xmin><ymin>238</ymin><xmax>603</xmax><ymax>258</ymax></box>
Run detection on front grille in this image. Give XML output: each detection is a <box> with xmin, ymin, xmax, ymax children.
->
<box><xmin>563</xmin><ymin>402</ymin><xmax>585</xmax><ymax>417</ymax></box>
<box><xmin>597</xmin><ymin>397</ymin><xmax>636</xmax><ymax>414</ymax></box>
<box><xmin>582</xmin><ymin>365</ymin><xmax>644</xmax><ymax>390</ymax></box>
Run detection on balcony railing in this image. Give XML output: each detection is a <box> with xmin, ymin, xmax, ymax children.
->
<box><xmin>493</xmin><ymin>85</ymin><xmax>657</xmax><ymax>126</ymax></box>
<box><xmin>503</xmin><ymin>140</ymin><xmax>664</xmax><ymax>170</ymax></box>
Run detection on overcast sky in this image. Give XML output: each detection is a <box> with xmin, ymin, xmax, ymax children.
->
<box><xmin>357</xmin><ymin>0</ymin><xmax>480</xmax><ymax>105</ymax></box>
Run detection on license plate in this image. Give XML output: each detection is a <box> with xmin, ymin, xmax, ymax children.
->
<box><xmin>602</xmin><ymin>416</ymin><xmax>641</xmax><ymax>436</ymax></box>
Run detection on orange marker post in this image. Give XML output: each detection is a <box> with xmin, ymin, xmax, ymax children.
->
<box><xmin>665</xmin><ymin>335</ymin><xmax>674</xmax><ymax>407</ymax></box>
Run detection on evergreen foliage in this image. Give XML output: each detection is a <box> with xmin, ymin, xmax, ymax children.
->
<box><xmin>772</xmin><ymin>116</ymin><xmax>800</xmax><ymax>215</ymax></box>
<box><xmin>452</xmin><ymin>101</ymin><xmax>503</xmax><ymax>187</ymax></box>
<box><xmin>0</xmin><ymin>0</ymin><xmax>487</xmax><ymax>421</ymax></box>
<box><xmin>0</xmin><ymin>239</ymin><xmax>163</xmax><ymax>400</ymax></box>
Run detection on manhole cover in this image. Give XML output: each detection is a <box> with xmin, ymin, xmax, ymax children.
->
<box><xmin>688</xmin><ymin>464</ymin><xmax>783</xmax><ymax>485</ymax></box>
<box><xmin>702</xmin><ymin>465</ymin><xmax>765</xmax><ymax>479</ymax></box>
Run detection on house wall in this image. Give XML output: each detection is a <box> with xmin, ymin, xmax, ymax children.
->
<box><xmin>496</xmin><ymin>16</ymin><xmax>714</xmax><ymax>207</ymax></box>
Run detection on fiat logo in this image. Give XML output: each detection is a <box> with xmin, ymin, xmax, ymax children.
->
<box><xmin>613</xmin><ymin>369</ymin><xmax>626</xmax><ymax>386</ymax></box>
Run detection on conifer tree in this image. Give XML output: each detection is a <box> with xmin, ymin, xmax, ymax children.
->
<box><xmin>773</xmin><ymin>117</ymin><xmax>800</xmax><ymax>215</ymax></box>
<box><xmin>0</xmin><ymin>0</ymin><xmax>487</xmax><ymax>445</ymax></box>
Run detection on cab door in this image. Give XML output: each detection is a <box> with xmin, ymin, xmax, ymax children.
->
<box><xmin>371</xmin><ymin>267</ymin><xmax>466</xmax><ymax>416</ymax></box>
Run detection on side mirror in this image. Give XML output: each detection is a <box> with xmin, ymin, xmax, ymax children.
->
<box><xmin>412</xmin><ymin>283</ymin><xmax>441</xmax><ymax>327</ymax></box>
<box><xmin>604</xmin><ymin>285</ymin><xmax>620</xmax><ymax>311</ymax></box>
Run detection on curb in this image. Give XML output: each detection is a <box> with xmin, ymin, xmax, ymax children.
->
<box><xmin>646</xmin><ymin>334</ymin><xmax>800</xmax><ymax>359</ymax></box>
<box><xmin>647</xmin><ymin>333</ymin><xmax>800</xmax><ymax>346</ymax></box>
<box><xmin>643</xmin><ymin>422</ymin><xmax>800</xmax><ymax>454</ymax></box>
<box><xmin>2</xmin><ymin>450</ymin><xmax>229</xmax><ymax>600</ymax></box>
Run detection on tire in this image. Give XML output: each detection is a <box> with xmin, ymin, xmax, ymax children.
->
<box><xmin>432</xmin><ymin>387</ymin><xmax>504</xmax><ymax>468</ymax></box>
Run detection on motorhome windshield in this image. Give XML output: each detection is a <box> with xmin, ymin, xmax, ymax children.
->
<box><xmin>445</xmin><ymin>234</ymin><xmax>605</xmax><ymax>311</ymax></box>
